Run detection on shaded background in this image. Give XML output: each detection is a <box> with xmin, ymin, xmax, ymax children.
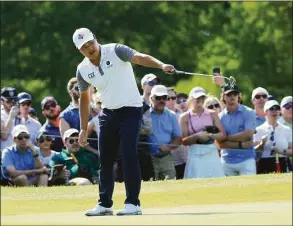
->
<box><xmin>1</xmin><ymin>2</ymin><xmax>292</xmax><ymax>123</ymax></box>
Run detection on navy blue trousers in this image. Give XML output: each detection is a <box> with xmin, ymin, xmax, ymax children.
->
<box><xmin>98</xmin><ymin>106</ymin><xmax>142</xmax><ymax>207</ymax></box>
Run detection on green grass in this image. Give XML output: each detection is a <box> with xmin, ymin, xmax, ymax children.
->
<box><xmin>1</xmin><ymin>174</ymin><xmax>292</xmax><ymax>216</ymax></box>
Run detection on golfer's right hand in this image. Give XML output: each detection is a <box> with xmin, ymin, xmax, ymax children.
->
<box><xmin>79</xmin><ymin>130</ymin><xmax>89</xmax><ymax>147</ymax></box>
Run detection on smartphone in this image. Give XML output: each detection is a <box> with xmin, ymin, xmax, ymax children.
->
<box><xmin>212</xmin><ymin>67</ymin><xmax>220</xmax><ymax>75</ymax></box>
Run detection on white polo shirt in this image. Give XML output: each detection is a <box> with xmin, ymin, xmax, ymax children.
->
<box><xmin>1</xmin><ymin>108</ymin><xmax>15</xmax><ymax>150</ymax></box>
<box><xmin>254</xmin><ymin>121</ymin><xmax>292</xmax><ymax>158</ymax></box>
<box><xmin>76</xmin><ymin>43</ymin><xmax>142</xmax><ymax>110</ymax></box>
<box><xmin>19</xmin><ymin>116</ymin><xmax>42</xmax><ymax>144</ymax></box>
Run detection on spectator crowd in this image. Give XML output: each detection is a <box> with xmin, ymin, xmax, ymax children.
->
<box><xmin>1</xmin><ymin>72</ymin><xmax>292</xmax><ymax>187</ymax></box>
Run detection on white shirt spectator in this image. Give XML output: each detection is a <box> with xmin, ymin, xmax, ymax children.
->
<box><xmin>254</xmin><ymin>121</ymin><xmax>292</xmax><ymax>158</ymax></box>
<box><xmin>0</xmin><ymin>107</ymin><xmax>15</xmax><ymax>149</ymax></box>
<box><xmin>19</xmin><ymin>116</ymin><xmax>42</xmax><ymax>145</ymax></box>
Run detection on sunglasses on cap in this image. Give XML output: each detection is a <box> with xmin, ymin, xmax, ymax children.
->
<box><xmin>208</xmin><ymin>103</ymin><xmax>220</xmax><ymax>110</ymax></box>
<box><xmin>20</xmin><ymin>101</ymin><xmax>32</xmax><ymax>107</ymax></box>
<box><xmin>283</xmin><ymin>104</ymin><xmax>293</xmax><ymax>110</ymax></box>
<box><xmin>38</xmin><ymin>135</ymin><xmax>54</xmax><ymax>143</ymax></box>
<box><xmin>176</xmin><ymin>99</ymin><xmax>187</xmax><ymax>104</ymax></box>
<box><xmin>144</xmin><ymin>81</ymin><xmax>160</xmax><ymax>87</ymax></box>
<box><xmin>155</xmin><ymin>95</ymin><xmax>168</xmax><ymax>101</ymax></box>
<box><xmin>16</xmin><ymin>134</ymin><xmax>30</xmax><ymax>140</ymax></box>
<box><xmin>167</xmin><ymin>96</ymin><xmax>176</xmax><ymax>101</ymax></box>
<box><xmin>67</xmin><ymin>138</ymin><xmax>79</xmax><ymax>144</ymax></box>
<box><xmin>255</xmin><ymin>94</ymin><xmax>267</xmax><ymax>99</ymax></box>
<box><xmin>44</xmin><ymin>102</ymin><xmax>57</xmax><ymax>110</ymax></box>
<box><xmin>269</xmin><ymin>106</ymin><xmax>281</xmax><ymax>111</ymax></box>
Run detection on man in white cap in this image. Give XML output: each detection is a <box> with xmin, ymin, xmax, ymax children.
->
<box><xmin>1</xmin><ymin>125</ymin><xmax>49</xmax><ymax>186</ymax></box>
<box><xmin>279</xmin><ymin>96</ymin><xmax>292</xmax><ymax>130</ymax></box>
<box><xmin>72</xmin><ymin>28</ymin><xmax>175</xmax><ymax>216</ymax></box>
<box><xmin>251</xmin><ymin>87</ymin><xmax>269</xmax><ymax>127</ymax></box>
<box><xmin>148</xmin><ymin>85</ymin><xmax>182</xmax><ymax>180</ymax></box>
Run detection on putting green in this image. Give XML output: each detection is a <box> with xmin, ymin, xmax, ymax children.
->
<box><xmin>1</xmin><ymin>174</ymin><xmax>292</xmax><ymax>225</ymax></box>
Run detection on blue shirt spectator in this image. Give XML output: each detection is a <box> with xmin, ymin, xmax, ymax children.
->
<box><xmin>255</xmin><ymin>113</ymin><xmax>266</xmax><ymax>127</ymax></box>
<box><xmin>219</xmin><ymin>104</ymin><xmax>256</xmax><ymax>164</ymax></box>
<box><xmin>1</xmin><ymin>145</ymin><xmax>36</xmax><ymax>181</ymax></box>
<box><xmin>148</xmin><ymin>107</ymin><xmax>181</xmax><ymax>157</ymax></box>
<box><xmin>59</xmin><ymin>103</ymin><xmax>81</xmax><ymax>131</ymax></box>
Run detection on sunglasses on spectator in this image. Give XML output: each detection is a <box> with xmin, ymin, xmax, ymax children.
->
<box><xmin>283</xmin><ymin>104</ymin><xmax>293</xmax><ymax>110</ymax></box>
<box><xmin>44</xmin><ymin>102</ymin><xmax>57</xmax><ymax>110</ymax></box>
<box><xmin>269</xmin><ymin>106</ymin><xmax>281</xmax><ymax>111</ymax></box>
<box><xmin>144</xmin><ymin>81</ymin><xmax>160</xmax><ymax>87</ymax></box>
<box><xmin>38</xmin><ymin>135</ymin><xmax>54</xmax><ymax>143</ymax></box>
<box><xmin>16</xmin><ymin>134</ymin><xmax>30</xmax><ymax>140</ymax></box>
<box><xmin>167</xmin><ymin>96</ymin><xmax>176</xmax><ymax>101</ymax></box>
<box><xmin>208</xmin><ymin>103</ymin><xmax>221</xmax><ymax>109</ymax></box>
<box><xmin>155</xmin><ymin>95</ymin><xmax>168</xmax><ymax>101</ymax></box>
<box><xmin>20</xmin><ymin>101</ymin><xmax>32</xmax><ymax>107</ymax></box>
<box><xmin>67</xmin><ymin>138</ymin><xmax>79</xmax><ymax>144</ymax></box>
<box><xmin>72</xmin><ymin>85</ymin><xmax>79</xmax><ymax>92</ymax></box>
<box><xmin>176</xmin><ymin>99</ymin><xmax>187</xmax><ymax>104</ymax></box>
<box><xmin>255</xmin><ymin>94</ymin><xmax>267</xmax><ymax>99</ymax></box>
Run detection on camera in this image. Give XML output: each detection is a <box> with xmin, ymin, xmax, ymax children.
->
<box><xmin>13</xmin><ymin>99</ymin><xmax>19</xmax><ymax>107</ymax></box>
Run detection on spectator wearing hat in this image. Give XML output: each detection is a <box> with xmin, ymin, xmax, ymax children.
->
<box><xmin>1</xmin><ymin>125</ymin><xmax>49</xmax><ymax>186</ymax></box>
<box><xmin>148</xmin><ymin>85</ymin><xmax>182</xmax><ymax>180</ymax></box>
<box><xmin>176</xmin><ymin>93</ymin><xmax>188</xmax><ymax>113</ymax></box>
<box><xmin>251</xmin><ymin>87</ymin><xmax>269</xmax><ymax>127</ymax></box>
<box><xmin>180</xmin><ymin>87</ymin><xmax>226</xmax><ymax>179</ymax></box>
<box><xmin>49</xmin><ymin>128</ymin><xmax>99</xmax><ymax>186</ymax></box>
<box><xmin>17</xmin><ymin>92</ymin><xmax>42</xmax><ymax>145</ymax></box>
<box><xmin>141</xmin><ymin>73</ymin><xmax>161</xmax><ymax>105</ymax></box>
<box><xmin>28</xmin><ymin>108</ymin><xmax>39</xmax><ymax>121</ymax></box>
<box><xmin>35</xmin><ymin>131</ymin><xmax>58</xmax><ymax>166</ymax></box>
<box><xmin>40</xmin><ymin>96</ymin><xmax>64</xmax><ymax>152</ymax></box>
<box><xmin>1</xmin><ymin>87</ymin><xmax>20</xmax><ymax>150</ymax></box>
<box><xmin>217</xmin><ymin>84</ymin><xmax>257</xmax><ymax>176</ymax></box>
<box><xmin>254</xmin><ymin>100</ymin><xmax>292</xmax><ymax>174</ymax></box>
<box><xmin>279</xmin><ymin>96</ymin><xmax>292</xmax><ymax>130</ymax></box>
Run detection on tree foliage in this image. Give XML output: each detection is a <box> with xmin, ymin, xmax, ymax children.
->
<box><xmin>1</xmin><ymin>2</ymin><xmax>292</xmax><ymax>122</ymax></box>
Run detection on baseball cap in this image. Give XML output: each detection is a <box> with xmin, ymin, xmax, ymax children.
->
<box><xmin>280</xmin><ymin>96</ymin><xmax>293</xmax><ymax>108</ymax></box>
<box><xmin>264</xmin><ymin>100</ymin><xmax>280</xmax><ymax>112</ymax></box>
<box><xmin>18</xmin><ymin>92</ymin><xmax>32</xmax><ymax>104</ymax></box>
<box><xmin>251</xmin><ymin>87</ymin><xmax>269</xmax><ymax>100</ymax></box>
<box><xmin>141</xmin><ymin>73</ymin><xmax>160</xmax><ymax>86</ymax></box>
<box><xmin>36</xmin><ymin>130</ymin><xmax>48</xmax><ymax>141</ymax></box>
<box><xmin>72</xmin><ymin>28</ymin><xmax>95</xmax><ymax>49</ymax></box>
<box><xmin>63</xmin><ymin>128</ymin><xmax>79</xmax><ymax>140</ymax></box>
<box><xmin>1</xmin><ymin>87</ymin><xmax>18</xmax><ymax>100</ymax></box>
<box><xmin>222</xmin><ymin>84</ymin><xmax>240</xmax><ymax>94</ymax></box>
<box><xmin>12</xmin><ymin>125</ymin><xmax>30</xmax><ymax>138</ymax></box>
<box><xmin>189</xmin><ymin>87</ymin><xmax>206</xmax><ymax>99</ymax></box>
<box><xmin>41</xmin><ymin>96</ymin><xmax>57</xmax><ymax>109</ymax></box>
<box><xmin>150</xmin><ymin>85</ymin><xmax>168</xmax><ymax>97</ymax></box>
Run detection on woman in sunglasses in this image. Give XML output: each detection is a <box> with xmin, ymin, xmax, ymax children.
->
<box><xmin>35</xmin><ymin>131</ymin><xmax>57</xmax><ymax>167</ymax></box>
<box><xmin>180</xmin><ymin>87</ymin><xmax>226</xmax><ymax>179</ymax></box>
<box><xmin>203</xmin><ymin>95</ymin><xmax>223</xmax><ymax>114</ymax></box>
<box><xmin>254</xmin><ymin>100</ymin><xmax>292</xmax><ymax>174</ymax></box>
<box><xmin>279</xmin><ymin>96</ymin><xmax>292</xmax><ymax>130</ymax></box>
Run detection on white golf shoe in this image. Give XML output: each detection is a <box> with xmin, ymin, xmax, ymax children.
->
<box><xmin>116</xmin><ymin>204</ymin><xmax>142</xmax><ymax>216</ymax></box>
<box><xmin>85</xmin><ymin>204</ymin><xmax>113</xmax><ymax>216</ymax></box>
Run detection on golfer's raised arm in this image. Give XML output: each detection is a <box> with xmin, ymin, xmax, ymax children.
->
<box><xmin>130</xmin><ymin>51</ymin><xmax>175</xmax><ymax>73</ymax></box>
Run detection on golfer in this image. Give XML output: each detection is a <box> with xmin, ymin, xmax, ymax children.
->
<box><xmin>72</xmin><ymin>28</ymin><xmax>174</xmax><ymax>216</ymax></box>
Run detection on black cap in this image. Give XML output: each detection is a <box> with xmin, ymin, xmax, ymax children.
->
<box><xmin>36</xmin><ymin>130</ymin><xmax>48</xmax><ymax>141</ymax></box>
<box><xmin>222</xmin><ymin>84</ymin><xmax>240</xmax><ymax>94</ymax></box>
<box><xmin>1</xmin><ymin>87</ymin><xmax>18</xmax><ymax>100</ymax></box>
<box><xmin>18</xmin><ymin>92</ymin><xmax>32</xmax><ymax>104</ymax></box>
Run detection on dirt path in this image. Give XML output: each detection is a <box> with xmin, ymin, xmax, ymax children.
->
<box><xmin>2</xmin><ymin>201</ymin><xmax>292</xmax><ymax>225</ymax></box>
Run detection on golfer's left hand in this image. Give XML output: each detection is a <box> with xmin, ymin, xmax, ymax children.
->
<box><xmin>79</xmin><ymin>130</ymin><xmax>89</xmax><ymax>147</ymax></box>
<box><xmin>162</xmin><ymin>64</ymin><xmax>175</xmax><ymax>74</ymax></box>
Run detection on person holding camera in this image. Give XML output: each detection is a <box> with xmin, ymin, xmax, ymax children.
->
<box><xmin>1</xmin><ymin>87</ymin><xmax>20</xmax><ymax>150</ymax></box>
<box><xmin>180</xmin><ymin>87</ymin><xmax>226</xmax><ymax>179</ymax></box>
<box><xmin>48</xmin><ymin>128</ymin><xmax>99</xmax><ymax>186</ymax></box>
<box><xmin>1</xmin><ymin>125</ymin><xmax>49</xmax><ymax>186</ymax></box>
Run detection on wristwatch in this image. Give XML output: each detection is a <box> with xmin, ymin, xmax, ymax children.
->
<box><xmin>238</xmin><ymin>141</ymin><xmax>243</xmax><ymax>149</ymax></box>
<box><xmin>33</xmin><ymin>153</ymin><xmax>39</xmax><ymax>158</ymax></box>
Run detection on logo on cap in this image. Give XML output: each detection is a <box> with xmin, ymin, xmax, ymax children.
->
<box><xmin>78</xmin><ymin>34</ymin><xmax>84</xmax><ymax>39</ymax></box>
<box><xmin>9</xmin><ymin>91</ymin><xmax>14</xmax><ymax>97</ymax></box>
